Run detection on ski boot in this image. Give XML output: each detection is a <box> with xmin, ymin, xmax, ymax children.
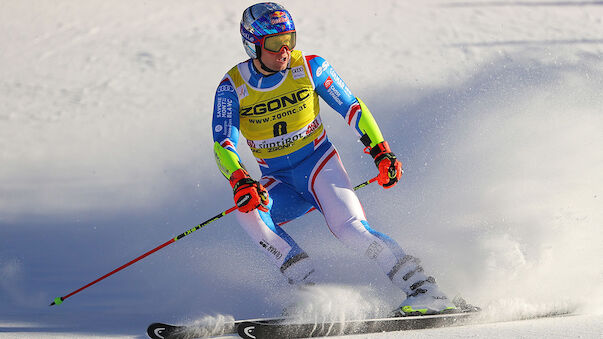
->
<box><xmin>391</xmin><ymin>276</ymin><xmax>457</xmax><ymax>317</ymax></box>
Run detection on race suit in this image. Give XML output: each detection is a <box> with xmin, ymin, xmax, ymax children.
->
<box><xmin>212</xmin><ymin>50</ymin><xmax>426</xmax><ymax>295</ymax></box>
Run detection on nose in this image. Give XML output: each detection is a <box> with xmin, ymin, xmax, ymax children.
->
<box><xmin>278</xmin><ymin>45</ymin><xmax>291</xmax><ymax>54</ymax></box>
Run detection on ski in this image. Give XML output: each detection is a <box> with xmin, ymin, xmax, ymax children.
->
<box><xmin>147</xmin><ymin>297</ymin><xmax>481</xmax><ymax>338</ymax></box>
<box><xmin>235</xmin><ymin>307</ymin><xmax>577</xmax><ymax>339</ymax></box>
<box><xmin>147</xmin><ymin>312</ymin><xmax>476</xmax><ymax>339</ymax></box>
<box><xmin>147</xmin><ymin>316</ymin><xmax>287</xmax><ymax>339</ymax></box>
<box><xmin>236</xmin><ymin>311</ymin><xmax>479</xmax><ymax>338</ymax></box>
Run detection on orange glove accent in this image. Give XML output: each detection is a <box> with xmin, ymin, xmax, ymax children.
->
<box><xmin>370</xmin><ymin>141</ymin><xmax>403</xmax><ymax>189</ymax></box>
<box><xmin>229</xmin><ymin>169</ymin><xmax>270</xmax><ymax>213</ymax></box>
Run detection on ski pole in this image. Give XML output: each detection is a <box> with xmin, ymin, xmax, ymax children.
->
<box><xmin>50</xmin><ymin>205</ymin><xmax>238</xmax><ymax>306</ymax></box>
<box><xmin>353</xmin><ymin>176</ymin><xmax>378</xmax><ymax>190</ymax></box>
<box><xmin>50</xmin><ymin>176</ymin><xmax>378</xmax><ymax>306</ymax></box>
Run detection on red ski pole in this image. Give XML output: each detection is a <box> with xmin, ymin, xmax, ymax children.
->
<box><xmin>50</xmin><ymin>205</ymin><xmax>237</xmax><ymax>306</ymax></box>
<box><xmin>50</xmin><ymin>176</ymin><xmax>378</xmax><ymax>306</ymax></box>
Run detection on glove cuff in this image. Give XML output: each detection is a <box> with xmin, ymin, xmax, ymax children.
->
<box><xmin>370</xmin><ymin>141</ymin><xmax>395</xmax><ymax>165</ymax></box>
<box><xmin>369</xmin><ymin>141</ymin><xmax>391</xmax><ymax>158</ymax></box>
<box><xmin>229</xmin><ymin>168</ymin><xmax>251</xmax><ymax>189</ymax></box>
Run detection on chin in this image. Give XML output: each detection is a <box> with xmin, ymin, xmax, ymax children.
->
<box><xmin>268</xmin><ymin>63</ymin><xmax>286</xmax><ymax>71</ymax></box>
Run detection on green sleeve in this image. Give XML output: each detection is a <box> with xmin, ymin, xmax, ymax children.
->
<box><xmin>213</xmin><ymin>141</ymin><xmax>244</xmax><ymax>179</ymax></box>
<box><xmin>356</xmin><ymin>98</ymin><xmax>385</xmax><ymax>148</ymax></box>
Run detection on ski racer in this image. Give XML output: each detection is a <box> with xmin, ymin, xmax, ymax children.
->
<box><xmin>212</xmin><ymin>2</ymin><xmax>456</xmax><ymax>316</ymax></box>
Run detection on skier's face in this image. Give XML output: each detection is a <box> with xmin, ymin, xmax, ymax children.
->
<box><xmin>259</xmin><ymin>44</ymin><xmax>291</xmax><ymax>73</ymax></box>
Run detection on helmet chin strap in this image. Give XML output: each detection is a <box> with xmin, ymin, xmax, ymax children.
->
<box><xmin>258</xmin><ymin>58</ymin><xmax>280</xmax><ymax>74</ymax></box>
<box><xmin>255</xmin><ymin>46</ymin><xmax>286</xmax><ymax>74</ymax></box>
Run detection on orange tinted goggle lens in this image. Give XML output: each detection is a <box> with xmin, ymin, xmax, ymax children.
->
<box><xmin>263</xmin><ymin>32</ymin><xmax>296</xmax><ymax>53</ymax></box>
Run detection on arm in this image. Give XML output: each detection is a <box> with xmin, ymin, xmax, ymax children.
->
<box><xmin>212</xmin><ymin>77</ymin><xmax>244</xmax><ymax>179</ymax></box>
<box><xmin>212</xmin><ymin>76</ymin><xmax>269</xmax><ymax>211</ymax></box>
<box><xmin>305</xmin><ymin>55</ymin><xmax>384</xmax><ymax>147</ymax></box>
<box><xmin>305</xmin><ymin>55</ymin><xmax>402</xmax><ymax>188</ymax></box>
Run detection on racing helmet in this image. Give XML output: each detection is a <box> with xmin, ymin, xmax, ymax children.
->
<box><xmin>240</xmin><ymin>2</ymin><xmax>296</xmax><ymax>59</ymax></box>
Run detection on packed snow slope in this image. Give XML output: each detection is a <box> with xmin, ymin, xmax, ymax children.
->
<box><xmin>1</xmin><ymin>0</ymin><xmax>602</xmax><ymax>338</ymax></box>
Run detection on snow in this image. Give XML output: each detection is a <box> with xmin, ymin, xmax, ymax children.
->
<box><xmin>359</xmin><ymin>314</ymin><xmax>603</xmax><ymax>338</ymax></box>
<box><xmin>1</xmin><ymin>0</ymin><xmax>602</xmax><ymax>338</ymax></box>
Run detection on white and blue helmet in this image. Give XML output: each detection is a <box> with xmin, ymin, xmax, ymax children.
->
<box><xmin>240</xmin><ymin>2</ymin><xmax>296</xmax><ymax>59</ymax></box>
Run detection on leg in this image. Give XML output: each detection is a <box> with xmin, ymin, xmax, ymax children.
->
<box><xmin>308</xmin><ymin>148</ymin><xmax>453</xmax><ymax>313</ymax></box>
<box><xmin>261</xmin><ymin>175</ymin><xmax>314</xmax><ymax>225</ymax></box>
<box><xmin>235</xmin><ymin>181</ymin><xmax>315</xmax><ymax>286</ymax></box>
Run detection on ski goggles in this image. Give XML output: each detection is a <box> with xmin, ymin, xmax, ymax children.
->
<box><xmin>262</xmin><ymin>31</ymin><xmax>296</xmax><ymax>54</ymax></box>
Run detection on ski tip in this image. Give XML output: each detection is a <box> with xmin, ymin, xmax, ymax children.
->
<box><xmin>237</xmin><ymin>321</ymin><xmax>258</xmax><ymax>339</ymax></box>
<box><xmin>147</xmin><ymin>323</ymin><xmax>177</xmax><ymax>339</ymax></box>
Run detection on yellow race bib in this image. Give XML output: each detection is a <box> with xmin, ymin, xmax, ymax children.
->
<box><xmin>227</xmin><ymin>50</ymin><xmax>322</xmax><ymax>159</ymax></box>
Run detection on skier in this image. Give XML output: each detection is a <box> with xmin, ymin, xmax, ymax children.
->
<box><xmin>212</xmin><ymin>2</ymin><xmax>456</xmax><ymax>316</ymax></box>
